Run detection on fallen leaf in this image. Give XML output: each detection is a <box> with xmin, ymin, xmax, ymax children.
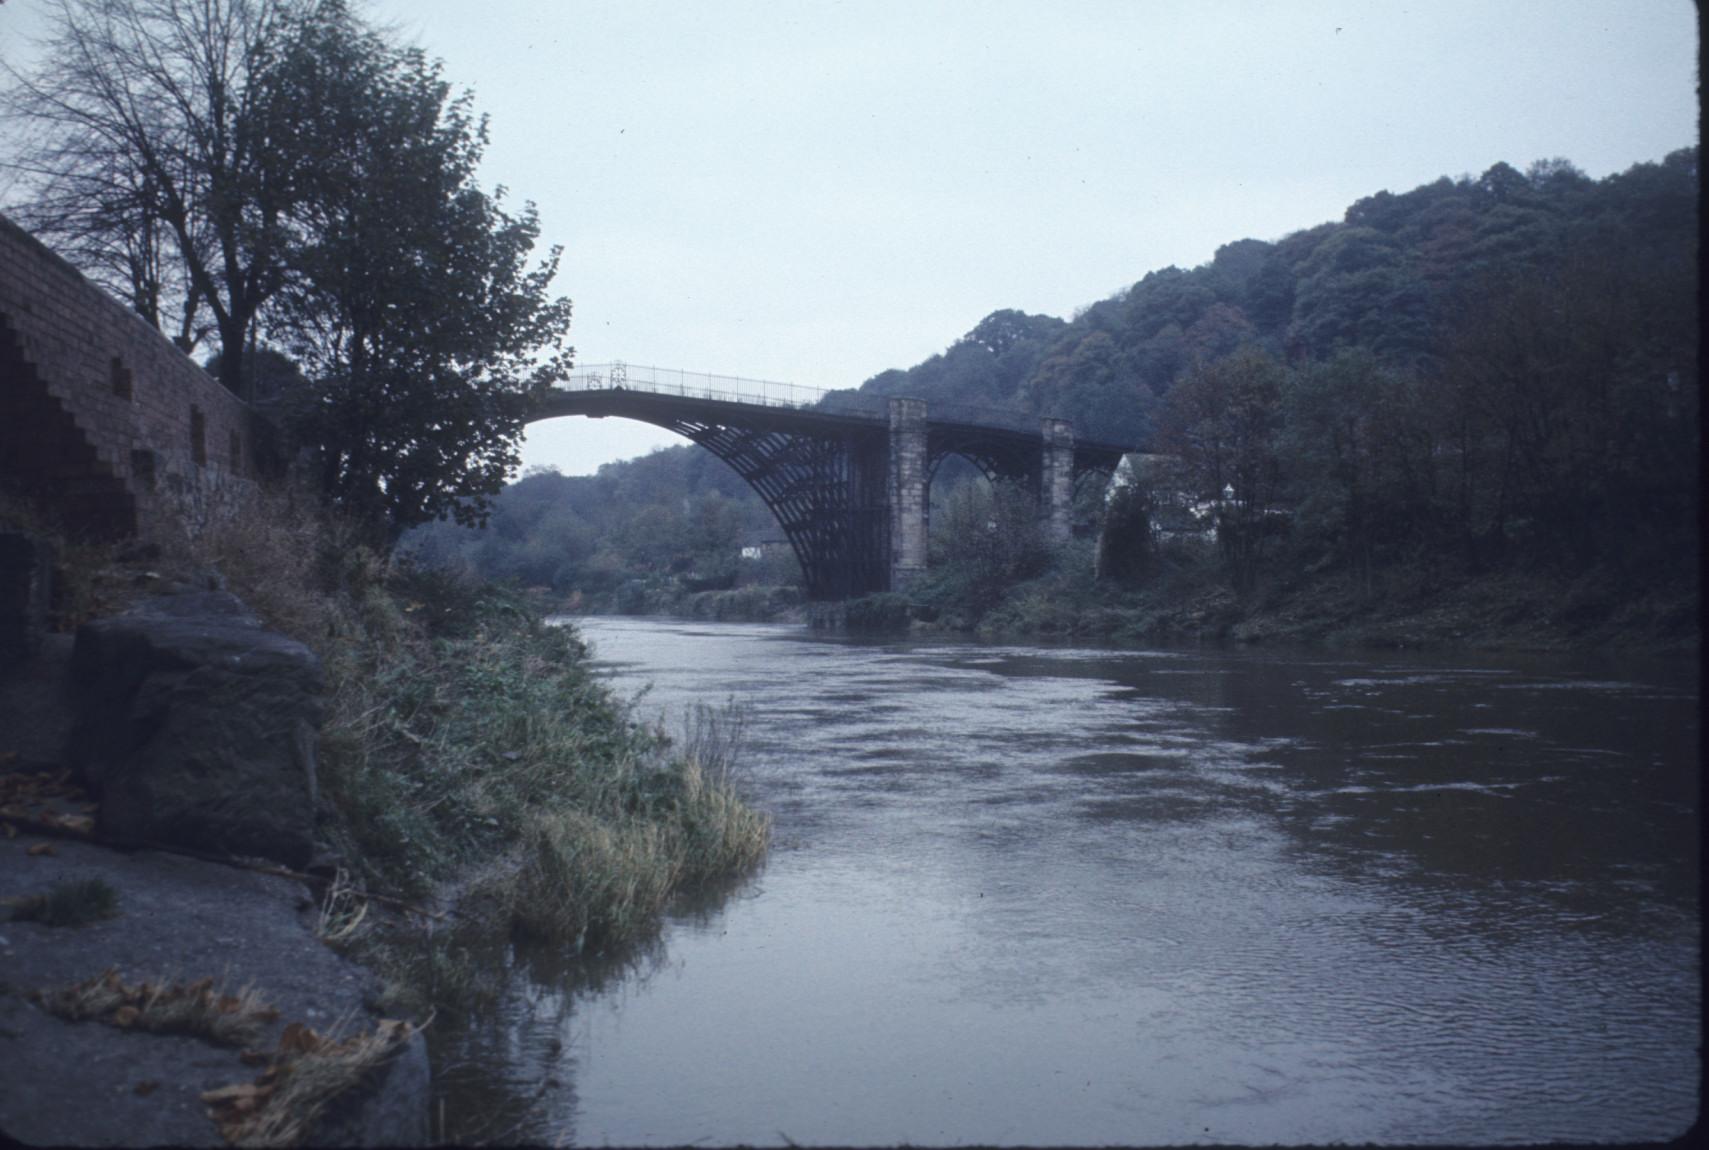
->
<box><xmin>278</xmin><ymin>1021</ymin><xmax>321</xmax><ymax>1054</ymax></box>
<box><xmin>26</xmin><ymin>842</ymin><xmax>54</xmax><ymax>857</ymax></box>
<box><xmin>133</xmin><ymin>1080</ymin><xmax>159</xmax><ymax>1097</ymax></box>
<box><xmin>112</xmin><ymin>1005</ymin><xmax>140</xmax><ymax>1028</ymax></box>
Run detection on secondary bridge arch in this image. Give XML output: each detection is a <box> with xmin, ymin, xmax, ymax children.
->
<box><xmin>529</xmin><ymin>364</ymin><xmax>1130</xmax><ymax>600</ymax></box>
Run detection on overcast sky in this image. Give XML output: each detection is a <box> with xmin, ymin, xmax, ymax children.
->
<box><xmin>1</xmin><ymin>1</ymin><xmax>1698</xmax><ymax>474</ymax></box>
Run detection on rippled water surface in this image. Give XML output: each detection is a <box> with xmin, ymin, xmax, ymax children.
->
<box><xmin>441</xmin><ymin>620</ymin><xmax>1699</xmax><ymax>1146</ymax></box>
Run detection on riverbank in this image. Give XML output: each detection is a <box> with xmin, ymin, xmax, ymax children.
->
<box><xmin>0</xmin><ymin>616</ymin><xmax>428</xmax><ymax>1146</ymax></box>
<box><xmin>898</xmin><ymin>550</ymin><xmax>1700</xmax><ymax>655</ymax></box>
<box><xmin>0</xmin><ymin>827</ymin><xmax>429</xmax><ymax>1146</ymax></box>
<box><xmin>0</xmin><ymin>492</ymin><xmax>772</xmax><ymax>1145</ymax></box>
<box><xmin>534</xmin><ymin>581</ymin><xmax>807</xmax><ymax>624</ymax></box>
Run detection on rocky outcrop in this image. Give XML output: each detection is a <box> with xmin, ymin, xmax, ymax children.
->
<box><xmin>67</xmin><ymin>591</ymin><xmax>323</xmax><ymax>868</ymax></box>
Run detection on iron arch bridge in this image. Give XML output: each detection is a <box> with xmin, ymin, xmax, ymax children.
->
<box><xmin>529</xmin><ymin>364</ymin><xmax>1133</xmax><ymax>600</ymax></box>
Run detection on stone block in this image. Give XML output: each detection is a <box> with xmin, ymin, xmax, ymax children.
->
<box><xmin>68</xmin><ymin>591</ymin><xmax>324</xmax><ymax>867</ymax></box>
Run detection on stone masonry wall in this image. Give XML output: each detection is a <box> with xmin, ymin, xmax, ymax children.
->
<box><xmin>887</xmin><ymin>397</ymin><xmax>928</xmax><ymax>590</ymax></box>
<box><xmin>0</xmin><ymin>213</ymin><xmax>255</xmax><ymax>541</ymax></box>
<box><xmin>1040</xmin><ymin>418</ymin><xmax>1075</xmax><ymax>545</ymax></box>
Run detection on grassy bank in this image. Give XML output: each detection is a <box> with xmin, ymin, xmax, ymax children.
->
<box><xmin>891</xmin><ymin>537</ymin><xmax>1699</xmax><ymax>655</ymax></box>
<box><xmin>17</xmin><ymin>485</ymin><xmax>771</xmax><ymax>1016</ymax></box>
<box><xmin>540</xmin><ymin>578</ymin><xmax>806</xmax><ymax>624</ymax></box>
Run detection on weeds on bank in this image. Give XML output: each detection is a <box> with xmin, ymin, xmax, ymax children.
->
<box><xmin>203</xmin><ymin>1016</ymin><xmax>417</xmax><ymax>1148</ymax></box>
<box><xmin>193</xmin><ymin>485</ymin><xmax>771</xmax><ymax>1009</ymax></box>
<box><xmin>5</xmin><ymin>877</ymin><xmax>118</xmax><ymax>926</ymax></box>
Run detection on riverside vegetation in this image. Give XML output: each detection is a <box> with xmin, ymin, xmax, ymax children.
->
<box><xmin>197</xmin><ymin>488</ymin><xmax>771</xmax><ymax>1012</ymax></box>
<box><xmin>10</xmin><ymin>484</ymin><xmax>771</xmax><ymax>1019</ymax></box>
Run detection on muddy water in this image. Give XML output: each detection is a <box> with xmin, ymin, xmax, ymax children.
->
<box><xmin>439</xmin><ymin>619</ymin><xmax>1699</xmax><ymax>1146</ymax></box>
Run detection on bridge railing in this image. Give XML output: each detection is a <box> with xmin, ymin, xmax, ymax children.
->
<box><xmin>552</xmin><ymin>362</ymin><xmax>1123</xmax><ymax>444</ymax></box>
<box><xmin>556</xmin><ymin>363</ymin><xmax>835</xmax><ymax>411</ymax></box>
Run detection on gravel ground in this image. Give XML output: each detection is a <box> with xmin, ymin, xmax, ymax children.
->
<box><xmin>0</xmin><ymin>832</ymin><xmax>428</xmax><ymax>1146</ymax></box>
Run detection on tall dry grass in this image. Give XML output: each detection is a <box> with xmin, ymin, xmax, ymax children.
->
<box><xmin>196</xmin><ymin>481</ymin><xmax>770</xmax><ymax>965</ymax></box>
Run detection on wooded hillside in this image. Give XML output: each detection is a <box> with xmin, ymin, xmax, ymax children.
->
<box><xmin>408</xmin><ymin>149</ymin><xmax>1698</xmax><ymax>634</ymax></box>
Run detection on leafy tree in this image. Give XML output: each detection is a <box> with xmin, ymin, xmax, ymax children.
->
<box><xmin>927</xmin><ymin>478</ymin><xmax>1049</xmax><ymax>609</ymax></box>
<box><xmin>266</xmin><ymin>2</ymin><xmax>572</xmax><ymax>535</ymax></box>
<box><xmin>1281</xmin><ymin>350</ymin><xmax>1436</xmax><ymax>586</ymax></box>
<box><xmin>8</xmin><ymin>0</ymin><xmax>571</xmax><ymax>537</ymax></box>
<box><xmin>1025</xmin><ymin>329</ymin><xmax>1153</xmax><ymax>446</ymax></box>
<box><xmin>1287</xmin><ymin>227</ymin><xmax>1432</xmax><ymax>364</ymax></box>
<box><xmin>1095</xmin><ymin>480</ymin><xmax>1155</xmax><ymax>585</ymax></box>
<box><xmin>960</xmin><ymin>308</ymin><xmax>1067</xmax><ymax>359</ymax></box>
<box><xmin>1157</xmin><ymin>348</ymin><xmax>1287</xmax><ymax>590</ymax></box>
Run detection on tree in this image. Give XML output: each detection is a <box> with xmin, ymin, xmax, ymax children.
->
<box><xmin>928</xmin><ymin>477</ymin><xmax>1049</xmax><ymax>609</ymax></box>
<box><xmin>1157</xmin><ymin>348</ymin><xmax>1287</xmax><ymax>590</ymax></box>
<box><xmin>4</xmin><ymin>0</ymin><xmax>312</xmax><ymax>391</ymax></box>
<box><xmin>1095</xmin><ymin>479</ymin><xmax>1155</xmax><ymax>585</ymax></box>
<box><xmin>1281</xmin><ymin>349</ymin><xmax>1436</xmax><ymax>586</ymax></box>
<box><xmin>262</xmin><ymin>3</ymin><xmax>572</xmax><ymax>535</ymax></box>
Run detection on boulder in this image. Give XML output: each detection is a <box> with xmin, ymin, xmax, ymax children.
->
<box><xmin>68</xmin><ymin>591</ymin><xmax>323</xmax><ymax>868</ymax></box>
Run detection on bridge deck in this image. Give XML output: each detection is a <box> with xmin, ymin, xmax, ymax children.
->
<box><xmin>533</xmin><ymin>363</ymin><xmax>1134</xmax><ymax>463</ymax></box>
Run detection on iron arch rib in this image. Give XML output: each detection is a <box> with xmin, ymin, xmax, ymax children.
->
<box><xmin>669</xmin><ymin>419</ymin><xmax>887</xmax><ymax>599</ymax></box>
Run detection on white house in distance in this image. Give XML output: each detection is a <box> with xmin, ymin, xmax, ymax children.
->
<box><xmin>1106</xmin><ymin>453</ymin><xmax>1220</xmax><ymax>542</ymax></box>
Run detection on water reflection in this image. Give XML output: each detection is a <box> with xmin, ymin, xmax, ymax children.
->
<box><xmin>433</xmin><ymin>862</ymin><xmax>767</xmax><ymax>1145</ymax></box>
<box><xmin>438</xmin><ymin>620</ymin><xmax>1698</xmax><ymax>1146</ymax></box>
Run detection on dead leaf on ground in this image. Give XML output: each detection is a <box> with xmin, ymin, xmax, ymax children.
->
<box><xmin>26</xmin><ymin>842</ymin><xmax>53</xmax><ymax>856</ymax></box>
<box><xmin>278</xmin><ymin>1021</ymin><xmax>322</xmax><ymax>1055</ymax></box>
<box><xmin>38</xmin><ymin>969</ymin><xmax>279</xmax><ymax>1045</ymax></box>
<box><xmin>133</xmin><ymin>1080</ymin><xmax>159</xmax><ymax>1097</ymax></box>
<box><xmin>45</xmin><ymin>813</ymin><xmax>95</xmax><ymax>836</ymax></box>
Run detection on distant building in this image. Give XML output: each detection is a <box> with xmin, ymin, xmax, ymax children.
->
<box><xmin>1108</xmin><ymin>453</ymin><xmax>1219</xmax><ymax>542</ymax></box>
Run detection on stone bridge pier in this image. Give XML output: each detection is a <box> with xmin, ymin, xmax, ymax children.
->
<box><xmin>887</xmin><ymin>399</ymin><xmax>1081</xmax><ymax>592</ymax></box>
<box><xmin>888</xmin><ymin>398</ymin><xmax>929</xmax><ymax>590</ymax></box>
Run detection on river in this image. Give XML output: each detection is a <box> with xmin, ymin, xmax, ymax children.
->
<box><xmin>437</xmin><ymin>618</ymin><xmax>1699</xmax><ymax>1146</ymax></box>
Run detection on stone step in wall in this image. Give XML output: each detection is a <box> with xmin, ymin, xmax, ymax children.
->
<box><xmin>0</xmin><ymin>213</ymin><xmax>256</xmax><ymax>542</ymax></box>
<box><xmin>0</xmin><ymin>316</ymin><xmax>136</xmax><ymax>539</ymax></box>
